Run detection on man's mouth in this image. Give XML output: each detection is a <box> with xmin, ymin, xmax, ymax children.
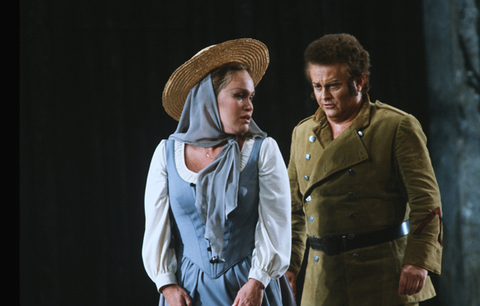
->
<box><xmin>323</xmin><ymin>103</ymin><xmax>336</xmax><ymax>108</ymax></box>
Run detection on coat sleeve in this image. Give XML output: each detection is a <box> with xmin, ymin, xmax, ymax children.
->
<box><xmin>287</xmin><ymin>126</ymin><xmax>307</xmax><ymax>276</ymax></box>
<box><xmin>394</xmin><ymin>115</ymin><xmax>443</xmax><ymax>275</ymax></box>
<box><xmin>249</xmin><ymin>137</ymin><xmax>292</xmax><ymax>287</ymax></box>
<box><xmin>142</xmin><ymin>140</ymin><xmax>178</xmax><ymax>292</ymax></box>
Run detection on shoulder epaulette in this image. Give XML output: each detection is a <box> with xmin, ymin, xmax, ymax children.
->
<box><xmin>375</xmin><ymin>101</ymin><xmax>409</xmax><ymax>116</ymax></box>
<box><xmin>296</xmin><ymin>115</ymin><xmax>316</xmax><ymax>127</ymax></box>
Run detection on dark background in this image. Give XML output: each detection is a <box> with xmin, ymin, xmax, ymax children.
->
<box><xmin>20</xmin><ymin>0</ymin><xmax>438</xmax><ymax>305</ymax></box>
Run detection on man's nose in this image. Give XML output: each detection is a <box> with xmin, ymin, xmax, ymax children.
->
<box><xmin>320</xmin><ymin>88</ymin><xmax>332</xmax><ymax>101</ymax></box>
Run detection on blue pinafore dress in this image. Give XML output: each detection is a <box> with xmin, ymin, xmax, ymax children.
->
<box><xmin>161</xmin><ymin>138</ymin><xmax>295</xmax><ymax>306</ymax></box>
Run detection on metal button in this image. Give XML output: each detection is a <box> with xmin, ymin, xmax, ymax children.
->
<box><xmin>304</xmin><ymin>175</ymin><xmax>309</xmax><ymax>181</ymax></box>
<box><xmin>305</xmin><ymin>154</ymin><xmax>311</xmax><ymax>160</ymax></box>
<box><xmin>308</xmin><ymin>216</ymin><xmax>314</xmax><ymax>223</ymax></box>
<box><xmin>349</xmin><ymin>213</ymin><xmax>356</xmax><ymax>219</ymax></box>
<box><xmin>357</xmin><ymin>130</ymin><xmax>364</xmax><ymax>137</ymax></box>
<box><xmin>305</xmin><ymin>195</ymin><xmax>312</xmax><ymax>202</ymax></box>
<box><xmin>309</xmin><ymin>135</ymin><xmax>316</xmax><ymax>143</ymax></box>
<box><xmin>348</xmin><ymin>234</ymin><xmax>355</xmax><ymax>240</ymax></box>
<box><xmin>348</xmin><ymin>169</ymin><xmax>355</xmax><ymax>176</ymax></box>
<box><xmin>352</xmin><ymin>253</ymin><xmax>359</xmax><ymax>259</ymax></box>
<box><xmin>314</xmin><ymin>256</ymin><xmax>319</xmax><ymax>262</ymax></box>
<box><xmin>348</xmin><ymin>192</ymin><xmax>355</xmax><ymax>198</ymax></box>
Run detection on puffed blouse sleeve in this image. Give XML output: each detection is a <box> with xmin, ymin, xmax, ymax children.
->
<box><xmin>249</xmin><ymin>137</ymin><xmax>292</xmax><ymax>287</ymax></box>
<box><xmin>142</xmin><ymin>140</ymin><xmax>178</xmax><ymax>292</ymax></box>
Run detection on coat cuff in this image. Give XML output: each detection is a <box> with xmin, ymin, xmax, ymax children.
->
<box><xmin>288</xmin><ymin>255</ymin><xmax>304</xmax><ymax>276</ymax></box>
<box><xmin>403</xmin><ymin>238</ymin><xmax>442</xmax><ymax>275</ymax></box>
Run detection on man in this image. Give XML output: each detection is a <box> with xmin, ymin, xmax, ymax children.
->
<box><xmin>286</xmin><ymin>34</ymin><xmax>443</xmax><ymax>306</ymax></box>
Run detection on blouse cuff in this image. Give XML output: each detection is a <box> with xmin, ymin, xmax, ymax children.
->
<box><xmin>154</xmin><ymin>272</ymin><xmax>178</xmax><ymax>293</ymax></box>
<box><xmin>248</xmin><ymin>267</ymin><xmax>272</xmax><ymax>289</ymax></box>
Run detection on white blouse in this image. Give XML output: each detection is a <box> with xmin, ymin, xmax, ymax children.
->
<box><xmin>142</xmin><ymin>137</ymin><xmax>291</xmax><ymax>292</ymax></box>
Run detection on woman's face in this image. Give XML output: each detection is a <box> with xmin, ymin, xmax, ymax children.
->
<box><xmin>217</xmin><ymin>70</ymin><xmax>255</xmax><ymax>135</ymax></box>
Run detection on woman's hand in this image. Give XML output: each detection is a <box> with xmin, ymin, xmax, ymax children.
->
<box><xmin>161</xmin><ymin>284</ymin><xmax>193</xmax><ymax>306</ymax></box>
<box><xmin>398</xmin><ymin>264</ymin><xmax>428</xmax><ymax>296</ymax></box>
<box><xmin>232</xmin><ymin>278</ymin><xmax>264</xmax><ymax>306</ymax></box>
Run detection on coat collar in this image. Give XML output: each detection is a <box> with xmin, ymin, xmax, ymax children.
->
<box><xmin>304</xmin><ymin>95</ymin><xmax>372</xmax><ymax>195</ymax></box>
<box><xmin>351</xmin><ymin>94</ymin><xmax>372</xmax><ymax>130</ymax></box>
<box><xmin>312</xmin><ymin>94</ymin><xmax>372</xmax><ymax>129</ymax></box>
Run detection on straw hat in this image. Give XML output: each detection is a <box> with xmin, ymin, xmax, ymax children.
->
<box><xmin>162</xmin><ymin>38</ymin><xmax>270</xmax><ymax>121</ymax></box>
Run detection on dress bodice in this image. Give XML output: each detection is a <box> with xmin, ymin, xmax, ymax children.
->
<box><xmin>165</xmin><ymin>138</ymin><xmax>264</xmax><ymax>278</ymax></box>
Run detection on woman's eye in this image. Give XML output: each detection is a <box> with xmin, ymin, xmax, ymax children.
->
<box><xmin>234</xmin><ymin>93</ymin><xmax>244</xmax><ymax>99</ymax></box>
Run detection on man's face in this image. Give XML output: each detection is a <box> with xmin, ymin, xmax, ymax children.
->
<box><xmin>308</xmin><ymin>63</ymin><xmax>364</xmax><ymax>123</ymax></box>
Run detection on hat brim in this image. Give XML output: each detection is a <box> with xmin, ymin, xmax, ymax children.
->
<box><xmin>162</xmin><ymin>38</ymin><xmax>270</xmax><ymax>121</ymax></box>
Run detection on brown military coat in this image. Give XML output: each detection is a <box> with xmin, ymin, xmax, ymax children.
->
<box><xmin>288</xmin><ymin>97</ymin><xmax>443</xmax><ymax>305</ymax></box>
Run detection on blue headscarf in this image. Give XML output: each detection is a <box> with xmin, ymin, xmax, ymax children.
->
<box><xmin>169</xmin><ymin>73</ymin><xmax>266</xmax><ymax>261</ymax></box>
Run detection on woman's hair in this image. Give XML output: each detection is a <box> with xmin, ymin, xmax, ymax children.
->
<box><xmin>211</xmin><ymin>62</ymin><xmax>251</xmax><ymax>97</ymax></box>
<box><xmin>304</xmin><ymin>33</ymin><xmax>371</xmax><ymax>94</ymax></box>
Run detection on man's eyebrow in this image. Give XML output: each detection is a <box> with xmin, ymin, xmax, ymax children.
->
<box><xmin>312</xmin><ymin>79</ymin><xmax>341</xmax><ymax>85</ymax></box>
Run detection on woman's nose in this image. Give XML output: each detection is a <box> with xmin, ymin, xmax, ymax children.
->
<box><xmin>244</xmin><ymin>98</ymin><xmax>253</xmax><ymax>110</ymax></box>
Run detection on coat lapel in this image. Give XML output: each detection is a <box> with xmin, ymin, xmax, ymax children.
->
<box><xmin>305</xmin><ymin>98</ymin><xmax>372</xmax><ymax>195</ymax></box>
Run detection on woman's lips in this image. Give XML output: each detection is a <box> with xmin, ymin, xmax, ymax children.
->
<box><xmin>241</xmin><ymin>115</ymin><xmax>251</xmax><ymax>122</ymax></box>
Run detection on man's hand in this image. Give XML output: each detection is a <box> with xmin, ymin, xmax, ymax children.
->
<box><xmin>232</xmin><ymin>278</ymin><xmax>264</xmax><ymax>306</ymax></box>
<box><xmin>285</xmin><ymin>270</ymin><xmax>297</xmax><ymax>297</ymax></box>
<box><xmin>398</xmin><ymin>264</ymin><xmax>428</xmax><ymax>296</ymax></box>
<box><xmin>161</xmin><ymin>284</ymin><xmax>193</xmax><ymax>306</ymax></box>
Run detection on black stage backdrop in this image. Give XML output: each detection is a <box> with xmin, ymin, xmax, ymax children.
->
<box><xmin>20</xmin><ymin>1</ymin><xmax>433</xmax><ymax>305</ymax></box>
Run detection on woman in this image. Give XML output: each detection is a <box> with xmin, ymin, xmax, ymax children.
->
<box><xmin>142</xmin><ymin>38</ymin><xmax>295</xmax><ymax>306</ymax></box>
